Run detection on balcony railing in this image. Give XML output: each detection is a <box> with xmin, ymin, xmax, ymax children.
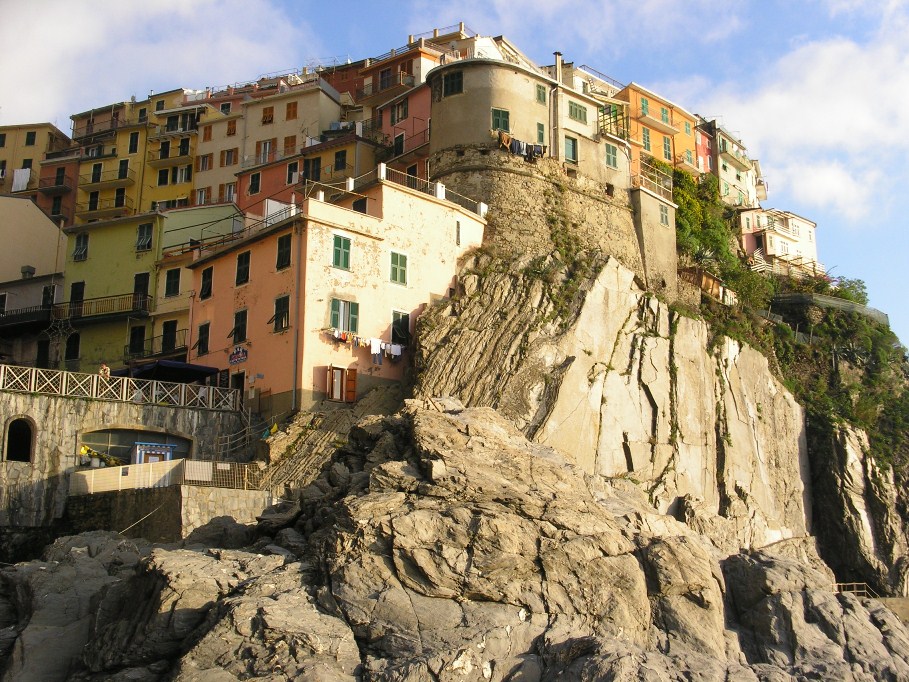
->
<box><xmin>355</xmin><ymin>72</ymin><xmax>416</xmax><ymax>102</ymax></box>
<box><xmin>124</xmin><ymin>328</ymin><xmax>188</xmax><ymax>361</ymax></box>
<box><xmin>78</xmin><ymin>167</ymin><xmax>136</xmax><ymax>187</ymax></box>
<box><xmin>38</xmin><ymin>176</ymin><xmax>74</xmax><ymax>193</ymax></box>
<box><xmin>75</xmin><ymin>195</ymin><xmax>134</xmax><ymax>217</ymax></box>
<box><xmin>72</xmin><ymin>118</ymin><xmax>125</xmax><ymax>139</ymax></box>
<box><xmin>147</xmin><ymin>148</ymin><xmax>192</xmax><ymax>167</ymax></box>
<box><xmin>0</xmin><ymin>305</ymin><xmax>53</xmax><ymax>328</ymax></box>
<box><xmin>632</xmin><ymin>157</ymin><xmax>673</xmax><ymax>200</ymax></box>
<box><xmin>0</xmin><ymin>364</ymin><xmax>240</xmax><ymax>412</ymax></box>
<box><xmin>719</xmin><ymin>141</ymin><xmax>751</xmax><ymax>171</ymax></box>
<box><xmin>53</xmin><ymin>293</ymin><xmax>151</xmax><ymax>321</ymax></box>
<box><xmin>387</xmin><ymin>128</ymin><xmax>430</xmax><ymax>160</ymax></box>
<box><xmin>149</xmin><ymin>123</ymin><xmax>198</xmax><ymax>139</ymax></box>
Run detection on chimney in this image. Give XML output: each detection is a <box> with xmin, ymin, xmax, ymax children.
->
<box><xmin>553</xmin><ymin>51</ymin><xmax>563</xmax><ymax>84</ymax></box>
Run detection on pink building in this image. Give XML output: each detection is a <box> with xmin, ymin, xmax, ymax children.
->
<box><xmin>186</xmin><ymin>165</ymin><xmax>486</xmax><ymax>415</ymax></box>
<box><xmin>376</xmin><ymin>83</ymin><xmax>432</xmax><ymax>181</ymax></box>
<box><xmin>739</xmin><ymin>208</ymin><xmax>822</xmax><ymax>279</ymax></box>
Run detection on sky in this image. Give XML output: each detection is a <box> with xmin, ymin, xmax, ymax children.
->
<box><xmin>2</xmin><ymin>0</ymin><xmax>907</xmax><ymax>343</ymax></box>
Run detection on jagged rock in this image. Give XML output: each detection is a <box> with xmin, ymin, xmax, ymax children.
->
<box><xmin>182</xmin><ymin>516</ymin><xmax>256</xmax><ymax>549</ymax></box>
<box><xmin>417</xmin><ymin>257</ymin><xmax>811</xmax><ymax>554</ymax></box>
<box><xmin>255</xmin><ymin>499</ymin><xmax>301</xmax><ymax>535</ymax></box>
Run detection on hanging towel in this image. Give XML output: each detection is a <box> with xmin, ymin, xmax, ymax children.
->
<box><xmin>390</xmin><ymin>344</ymin><xmax>402</xmax><ymax>357</ymax></box>
<box><xmin>12</xmin><ymin>168</ymin><xmax>30</xmax><ymax>192</ymax></box>
<box><xmin>370</xmin><ymin>337</ymin><xmax>382</xmax><ymax>354</ymax></box>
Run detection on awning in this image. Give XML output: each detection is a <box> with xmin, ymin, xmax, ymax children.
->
<box><xmin>112</xmin><ymin>359</ymin><xmax>220</xmax><ymax>383</ymax></box>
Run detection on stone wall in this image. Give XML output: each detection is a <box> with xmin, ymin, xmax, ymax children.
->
<box><xmin>0</xmin><ymin>392</ymin><xmax>246</xmax><ymax>526</ymax></box>
<box><xmin>65</xmin><ymin>485</ymin><xmax>273</xmax><ymax>542</ymax></box>
<box><xmin>431</xmin><ymin>148</ymin><xmax>645</xmax><ymax>278</ymax></box>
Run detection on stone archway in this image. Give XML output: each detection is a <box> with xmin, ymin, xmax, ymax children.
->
<box><xmin>4</xmin><ymin>417</ymin><xmax>35</xmax><ymax>463</ymax></box>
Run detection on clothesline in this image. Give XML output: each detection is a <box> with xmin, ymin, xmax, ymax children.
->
<box><xmin>324</xmin><ymin>328</ymin><xmax>405</xmax><ymax>363</ymax></box>
<box><xmin>492</xmin><ymin>129</ymin><xmax>546</xmax><ymax>159</ymax></box>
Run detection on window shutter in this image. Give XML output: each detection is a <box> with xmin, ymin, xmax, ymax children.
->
<box><xmin>255</xmin><ymin>141</ymin><xmax>262</xmax><ymax>158</ymax></box>
<box><xmin>220</xmin><ymin>150</ymin><xmax>226</xmax><ymax>167</ymax></box>
<box><xmin>218</xmin><ymin>184</ymin><xmax>225</xmax><ymax>201</ymax></box>
<box><xmin>344</xmin><ymin>368</ymin><xmax>357</xmax><ymax>403</ymax></box>
<box><xmin>195</xmin><ymin>156</ymin><xmax>201</xmax><ymax>172</ymax></box>
<box><xmin>349</xmin><ymin>302</ymin><xmax>359</xmax><ymax>333</ymax></box>
<box><xmin>330</xmin><ymin>299</ymin><xmax>340</xmax><ymax>328</ymax></box>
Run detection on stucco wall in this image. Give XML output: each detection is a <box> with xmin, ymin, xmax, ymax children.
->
<box><xmin>0</xmin><ymin>392</ymin><xmax>245</xmax><ymax>526</ymax></box>
<box><xmin>631</xmin><ymin>188</ymin><xmax>679</xmax><ymax>298</ymax></box>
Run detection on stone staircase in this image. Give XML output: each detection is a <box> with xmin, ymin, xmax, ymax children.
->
<box><xmin>258</xmin><ymin>387</ymin><xmax>402</xmax><ymax>497</ymax></box>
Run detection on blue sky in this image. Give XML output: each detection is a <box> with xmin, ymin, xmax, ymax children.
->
<box><xmin>2</xmin><ymin>0</ymin><xmax>907</xmax><ymax>342</ymax></box>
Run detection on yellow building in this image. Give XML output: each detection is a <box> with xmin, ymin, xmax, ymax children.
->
<box><xmin>0</xmin><ymin>123</ymin><xmax>71</xmax><ymax>196</ymax></box>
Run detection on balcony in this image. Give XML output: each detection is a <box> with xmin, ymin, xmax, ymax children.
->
<box><xmin>72</xmin><ymin>118</ymin><xmax>122</xmax><ymax>140</ymax></box>
<box><xmin>149</xmin><ymin>123</ymin><xmax>198</xmax><ymax>140</ymax></box>
<box><xmin>756</xmin><ymin>178</ymin><xmax>768</xmax><ymax>201</ymax></box>
<box><xmin>0</xmin><ymin>305</ymin><xmax>53</xmax><ymax>330</ymax></box>
<box><xmin>355</xmin><ymin>72</ymin><xmax>416</xmax><ymax>105</ymax></box>
<box><xmin>637</xmin><ymin>109</ymin><xmax>680</xmax><ymax>136</ymax></box>
<box><xmin>75</xmin><ymin>195</ymin><xmax>134</xmax><ymax>220</ymax></box>
<box><xmin>53</xmin><ymin>293</ymin><xmax>151</xmax><ymax>323</ymax></box>
<box><xmin>124</xmin><ymin>328</ymin><xmax>188</xmax><ymax>361</ymax></box>
<box><xmin>79</xmin><ymin>167</ymin><xmax>136</xmax><ymax>190</ymax></box>
<box><xmin>719</xmin><ymin>141</ymin><xmax>751</xmax><ymax>172</ymax></box>
<box><xmin>147</xmin><ymin>148</ymin><xmax>192</xmax><ymax>168</ymax></box>
<box><xmin>38</xmin><ymin>176</ymin><xmax>75</xmax><ymax>194</ymax></box>
<box><xmin>674</xmin><ymin>152</ymin><xmax>700</xmax><ymax>174</ymax></box>
<box><xmin>385</xmin><ymin>127</ymin><xmax>430</xmax><ymax>162</ymax></box>
<box><xmin>631</xmin><ymin>156</ymin><xmax>673</xmax><ymax>200</ymax></box>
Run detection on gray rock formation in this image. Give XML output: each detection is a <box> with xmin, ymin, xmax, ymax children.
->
<box><xmin>3</xmin><ymin>405</ymin><xmax>908</xmax><ymax>680</ymax></box>
<box><xmin>417</xmin><ymin>255</ymin><xmax>811</xmax><ymax>553</ymax></box>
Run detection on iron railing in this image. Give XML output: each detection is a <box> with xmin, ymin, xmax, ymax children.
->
<box><xmin>0</xmin><ymin>305</ymin><xmax>53</xmax><ymax>328</ymax></box>
<box><xmin>54</xmin><ymin>293</ymin><xmax>150</xmax><ymax>320</ymax></box>
<box><xmin>75</xmin><ymin>195</ymin><xmax>134</xmax><ymax>215</ymax></box>
<box><xmin>124</xmin><ymin>328</ymin><xmax>188</xmax><ymax>360</ymax></box>
<box><xmin>79</xmin><ymin>167</ymin><xmax>136</xmax><ymax>186</ymax></box>
<box><xmin>38</xmin><ymin>176</ymin><xmax>74</xmax><ymax>191</ymax></box>
<box><xmin>0</xmin><ymin>364</ymin><xmax>240</xmax><ymax>411</ymax></box>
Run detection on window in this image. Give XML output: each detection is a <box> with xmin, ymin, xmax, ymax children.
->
<box><xmin>136</xmin><ymin>223</ymin><xmax>153</xmax><ymax>251</ymax></box>
<box><xmin>286</xmin><ymin>101</ymin><xmax>297</xmax><ymax>120</ymax></box>
<box><xmin>65</xmin><ymin>332</ymin><xmax>80</xmax><ymax>361</ymax></box>
<box><xmin>660</xmin><ymin>107</ymin><xmax>669</xmax><ymax>124</ymax></box>
<box><xmin>0</xmin><ymin>133</ymin><xmax>5</xmax><ymax>147</ymax></box>
<box><xmin>137</xmin><ymin>107</ymin><xmax>147</xmax><ymax>122</ymax></box>
<box><xmin>334</xmin><ymin>149</ymin><xmax>347</xmax><ymax>172</ymax></box>
<box><xmin>302</xmin><ymin>157</ymin><xmax>321</xmax><ymax>181</ymax></box>
<box><xmin>392</xmin><ymin>311</ymin><xmax>410</xmax><ymax>345</ymax></box>
<box><xmin>129</xmin><ymin>326</ymin><xmax>146</xmax><ymax>355</ymax></box>
<box><xmin>195</xmin><ymin>322</ymin><xmax>210</xmax><ymax>355</ymax></box>
<box><xmin>73</xmin><ymin>233</ymin><xmax>88</xmax><ymax>261</ymax></box>
<box><xmin>88</xmin><ymin>191</ymin><xmax>99</xmax><ymax>211</ymax></box>
<box><xmin>200</xmin><ymin>266</ymin><xmax>213</xmax><ymax>299</ymax></box>
<box><xmin>22</xmin><ymin>159</ymin><xmax>32</xmax><ymax>170</ymax></box>
<box><xmin>226</xmin><ymin>120</ymin><xmax>236</xmax><ymax>136</ymax></box>
<box><xmin>390</xmin><ymin>252</ymin><xmax>407</xmax><ymax>285</ymax></box>
<box><xmin>272</xmin><ymin>295</ymin><xmax>290</xmax><ymax>332</ymax></box>
<box><xmin>642</xmin><ymin>128</ymin><xmax>651</xmax><ymax>151</ymax></box>
<box><xmin>663</xmin><ymin>136</ymin><xmax>672</xmax><ymax>161</ymax></box>
<box><xmin>199</xmin><ymin>154</ymin><xmax>212</xmax><ymax>171</ymax></box>
<box><xmin>443</xmin><ymin>71</ymin><xmax>463</xmax><ymax>97</ymax></box>
<box><xmin>0</xmin><ymin>294</ymin><xmax>5</xmax><ymax>315</ymax></box>
<box><xmin>220</xmin><ymin>102</ymin><xmax>231</xmax><ymax>114</ymax></box>
<box><xmin>568</xmin><ymin>101</ymin><xmax>587</xmax><ymax>124</ymax></box>
<box><xmin>225</xmin><ymin>182</ymin><xmax>236</xmax><ymax>202</ymax></box>
<box><xmin>261</xmin><ymin>106</ymin><xmax>274</xmax><ymax>124</ymax></box>
<box><xmin>227</xmin><ymin>253</ymin><xmax>250</xmax><ymax>290</ymax></box>
<box><xmin>165</xmin><ymin>268</ymin><xmax>180</xmax><ymax>297</ymax></box>
<box><xmin>390</xmin><ymin>98</ymin><xmax>408</xmax><ymax>125</ymax></box>
<box><xmin>161</xmin><ymin>320</ymin><xmax>178</xmax><ymax>352</ymax></box>
<box><xmin>158</xmin><ymin>168</ymin><xmax>169</xmax><ymax>186</ymax></box>
<box><xmin>491</xmin><ymin>108</ymin><xmax>509</xmax><ymax>132</ymax></box>
<box><xmin>333</xmin><ymin>235</ymin><xmax>351</xmax><ymax>269</ymax></box>
<box><xmin>286</xmin><ymin>161</ymin><xmax>298</xmax><ymax>184</ymax></box>
<box><xmin>536</xmin><ymin>84</ymin><xmax>547</xmax><ymax>104</ymax></box>
<box><xmin>5</xmin><ymin>418</ymin><xmax>33</xmax><ymax>463</ymax></box>
<box><xmin>155</xmin><ymin>99</ymin><xmax>165</xmax><ymax>111</ymax></box>
<box><xmin>605</xmin><ymin>143</ymin><xmax>618</xmax><ymax>168</ymax></box>
<box><xmin>640</xmin><ymin>97</ymin><xmax>649</xmax><ymax>116</ymax></box>
<box><xmin>352</xmin><ymin>198</ymin><xmax>367</xmax><ymax>213</ymax></box>
<box><xmin>283</xmin><ymin>135</ymin><xmax>296</xmax><ymax>154</ymax></box>
<box><xmin>51</xmin><ymin>195</ymin><xmax>62</xmax><ymax>216</ymax></box>
<box><xmin>537</xmin><ymin>122</ymin><xmax>545</xmax><ymax>145</ymax></box>
<box><xmin>685</xmin><ymin>122</ymin><xmax>692</xmax><ymax>135</ymax></box>
<box><xmin>178</xmin><ymin>138</ymin><xmax>190</xmax><ymax>156</ymax></box>
<box><xmin>659</xmin><ymin>204</ymin><xmax>669</xmax><ymax>226</ymax></box>
<box><xmin>276</xmin><ymin>233</ymin><xmax>291</xmax><ymax>269</ymax></box>
<box><xmin>128</xmin><ymin>131</ymin><xmax>139</xmax><ymax>154</ymax></box>
<box><xmin>229</xmin><ymin>310</ymin><xmax>247</xmax><ymax>343</ymax></box>
<box><xmin>248</xmin><ymin>172</ymin><xmax>260</xmax><ymax>194</ymax></box>
<box><xmin>564</xmin><ymin>136</ymin><xmax>578</xmax><ymax>163</ymax></box>
<box><xmin>118</xmin><ymin>158</ymin><xmax>129</xmax><ymax>179</ymax></box>
<box><xmin>25</xmin><ymin>131</ymin><xmax>36</xmax><ymax>146</ymax></box>
<box><xmin>685</xmin><ymin>149</ymin><xmax>693</xmax><ymax>164</ymax></box>
<box><xmin>221</xmin><ymin>148</ymin><xmax>237</xmax><ymax>166</ymax></box>
<box><xmin>393</xmin><ymin>133</ymin><xmax>404</xmax><ymax>157</ymax></box>
<box><xmin>330</xmin><ymin>298</ymin><xmax>358</xmax><ymax>333</ymax></box>
<box><xmin>172</xmin><ymin>165</ymin><xmax>191</xmax><ymax>184</ymax></box>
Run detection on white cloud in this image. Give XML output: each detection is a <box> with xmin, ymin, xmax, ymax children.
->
<box><xmin>0</xmin><ymin>0</ymin><xmax>323</xmax><ymax>129</ymax></box>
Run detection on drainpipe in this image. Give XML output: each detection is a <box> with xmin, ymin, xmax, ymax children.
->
<box><xmin>551</xmin><ymin>52</ymin><xmax>563</xmax><ymax>160</ymax></box>
<box><xmin>291</xmin><ymin>215</ymin><xmax>303</xmax><ymax>411</ymax></box>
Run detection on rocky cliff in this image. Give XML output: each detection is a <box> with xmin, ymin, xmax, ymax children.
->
<box><xmin>2</xmin><ymin>404</ymin><xmax>909</xmax><ymax>680</ymax></box>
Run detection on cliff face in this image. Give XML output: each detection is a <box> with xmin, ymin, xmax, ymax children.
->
<box><xmin>4</xmin><ymin>405</ymin><xmax>909</xmax><ymax>681</ymax></box>
<box><xmin>417</xmin><ymin>255</ymin><xmax>811</xmax><ymax>553</ymax></box>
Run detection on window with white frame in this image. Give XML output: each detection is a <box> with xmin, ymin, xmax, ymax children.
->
<box><xmin>605</xmin><ymin>143</ymin><xmax>618</xmax><ymax>168</ymax></box>
<box><xmin>659</xmin><ymin>204</ymin><xmax>669</xmax><ymax>226</ymax></box>
<box><xmin>663</xmin><ymin>136</ymin><xmax>672</xmax><ymax>161</ymax></box>
<box><xmin>73</xmin><ymin>233</ymin><xmax>88</xmax><ymax>261</ymax></box>
<box><xmin>491</xmin><ymin>108</ymin><xmax>509</xmax><ymax>132</ymax></box>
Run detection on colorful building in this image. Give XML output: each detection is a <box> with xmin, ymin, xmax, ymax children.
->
<box><xmin>187</xmin><ymin>165</ymin><xmax>485</xmax><ymax>415</ymax></box>
<box><xmin>739</xmin><ymin>208</ymin><xmax>822</xmax><ymax>279</ymax></box>
<box><xmin>0</xmin><ymin>123</ymin><xmax>72</xmax><ymax>206</ymax></box>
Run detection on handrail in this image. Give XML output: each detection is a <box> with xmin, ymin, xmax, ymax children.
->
<box><xmin>38</xmin><ymin>176</ymin><xmax>74</xmax><ymax>190</ymax></box>
<box><xmin>53</xmin><ymin>293</ymin><xmax>150</xmax><ymax>320</ymax></box>
<box><xmin>0</xmin><ymin>363</ymin><xmax>241</xmax><ymax>411</ymax></box>
<box><xmin>69</xmin><ymin>458</ymin><xmax>264</xmax><ymax>495</ymax></box>
<box><xmin>836</xmin><ymin>582</ymin><xmax>881</xmax><ymax>599</ymax></box>
<box><xmin>79</xmin><ymin>167</ymin><xmax>136</xmax><ymax>185</ymax></box>
<box><xmin>124</xmin><ymin>328</ymin><xmax>188</xmax><ymax>360</ymax></box>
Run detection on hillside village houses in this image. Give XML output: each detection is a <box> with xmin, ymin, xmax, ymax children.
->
<box><xmin>0</xmin><ymin>22</ymin><xmax>824</xmax><ymax>421</ymax></box>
